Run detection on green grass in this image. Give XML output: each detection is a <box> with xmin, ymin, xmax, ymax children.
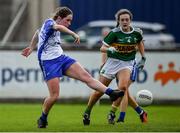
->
<box><xmin>0</xmin><ymin>103</ymin><xmax>180</xmax><ymax>132</ymax></box>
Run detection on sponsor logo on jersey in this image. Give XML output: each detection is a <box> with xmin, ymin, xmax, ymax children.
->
<box><xmin>111</xmin><ymin>43</ymin><xmax>136</xmax><ymax>53</ymax></box>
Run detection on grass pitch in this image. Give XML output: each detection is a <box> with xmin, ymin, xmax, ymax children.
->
<box><xmin>0</xmin><ymin>103</ymin><xmax>180</xmax><ymax>132</ymax></box>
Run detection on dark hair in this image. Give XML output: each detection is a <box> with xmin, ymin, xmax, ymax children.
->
<box><xmin>53</xmin><ymin>7</ymin><xmax>73</xmax><ymax>20</ymax></box>
<box><xmin>115</xmin><ymin>9</ymin><xmax>133</xmax><ymax>27</ymax></box>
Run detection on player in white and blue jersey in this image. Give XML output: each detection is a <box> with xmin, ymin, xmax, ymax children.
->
<box><xmin>22</xmin><ymin>7</ymin><xmax>125</xmax><ymax>128</ymax></box>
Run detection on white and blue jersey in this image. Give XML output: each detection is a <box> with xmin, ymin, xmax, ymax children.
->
<box><xmin>38</xmin><ymin>18</ymin><xmax>63</xmax><ymax>61</ymax></box>
<box><xmin>38</xmin><ymin>18</ymin><xmax>76</xmax><ymax>81</ymax></box>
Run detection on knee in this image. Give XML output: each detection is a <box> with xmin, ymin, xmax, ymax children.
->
<box><xmin>80</xmin><ymin>72</ymin><xmax>93</xmax><ymax>83</ymax></box>
<box><xmin>119</xmin><ymin>85</ymin><xmax>128</xmax><ymax>91</ymax></box>
<box><xmin>50</xmin><ymin>94</ymin><xmax>59</xmax><ymax>102</ymax></box>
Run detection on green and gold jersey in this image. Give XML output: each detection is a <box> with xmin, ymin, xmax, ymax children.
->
<box><xmin>103</xmin><ymin>26</ymin><xmax>143</xmax><ymax>61</ymax></box>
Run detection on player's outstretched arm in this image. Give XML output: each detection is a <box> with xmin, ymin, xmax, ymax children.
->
<box><xmin>53</xmin><ymin>24</ymin><xmax>80</xmax><ymax>44</ymax></box>
<box><xmin>21</xmin><ymin>30</ymin><xmax>39</xmax><ymax>57</ymax></box>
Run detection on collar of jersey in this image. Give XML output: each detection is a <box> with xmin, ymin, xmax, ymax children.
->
<box><xmin>119</xmin><ymin>26</ymin><xmax>134</xmax><ymax>34</ymax></box>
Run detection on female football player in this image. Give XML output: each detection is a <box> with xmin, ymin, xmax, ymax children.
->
<box><xmin>83</xmin><ymin>9</ymin><xmax>147</xmax><ymax>125</ymax></box>
<box><xmin>21</xmin><ymin>7</ymin><xmax>124</xmax><ymax>128</ymax></box>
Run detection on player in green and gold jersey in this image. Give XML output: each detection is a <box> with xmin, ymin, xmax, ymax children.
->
<box><xmin>83</xmin><ymin>9</ymin><xmax>147</xmax><ymax>125</ymax></box>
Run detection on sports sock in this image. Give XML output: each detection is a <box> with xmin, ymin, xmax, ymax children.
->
<box><xmin>118</xmin><ymin>112</ymin><xmax>125</xmax><ymax>122</ymax></box>
<box><xmin>105</xmin><ymin>88</ymin><xmax>113</xmax><ymax>95</ymax></box>
<box><xmin>111</xmin><ymin>105</ymin><xmax>118</xmax><ymax>113</ymax></box>
<box><xmin>109</xmin><ymin>110</ymin><xmax>116</xmax><ymax>114</ymax></box>
<box><xmin>84</xmin><ymin>106</ymin><xmax>91</xmax><ymax>115</ymax></box>
<box><xmin>40</xmin><ymin>112</ymin><xmax>48</xmax><ymax>121</ymax></box>
<box><xmin>135</xmin><ymin>106</ymin><xmax>143</xmax><ymax>115</ymax></box>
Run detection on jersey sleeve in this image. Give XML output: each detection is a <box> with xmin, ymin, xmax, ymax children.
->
<box><xmin>43</xmin><ymin>19</ymin><xmax>55</xmax><ymax>32</ymax></box>
<box><xmin>136</xmin><ymin>28</ymin><xmax>143</xmax><ymax>43</ymax></box>
<box><xmin>39</xmin><ymin>19</ymin><xmax>55</xmax><ymax>42</ymax></box>
<box><xmin>102</xmin><ymin>31</ymin><xmax>116</xmax><ymax>46</ymax></box>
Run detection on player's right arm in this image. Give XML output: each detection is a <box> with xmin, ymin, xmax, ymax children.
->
<box><xmin>101</xmin><ymin>53</ymin><xmax>107</xmax><ymax>66</ymax></box>
<box><xmin>100</xmin><ymin>44</ymin><xmax>109</xmax><ymax>53</ymax></box>
<box><xmin>21</xmin><ymin>30</ymin><xmax>39</xmax><ymax>57</ymax></box>
<box><xmin>100</xmin><ymin>30</ymin><xmax>117</xmax><ymax>54</ymax></box>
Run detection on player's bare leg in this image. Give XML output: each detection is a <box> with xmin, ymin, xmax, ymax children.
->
<box><xmin>66</xmin><ymin>62</ymin><xmax>124</xmax><ymax>125</ymax></box>
<box><xmin>107</xmin><ymin>98</ymin><xmax>120</xmax><ymax>124</ymax></box>
<box><xmin>83</xmin><ymin>91</ymin><xmax>104</xmax><ymax>125</ymax></box>
<box><xmin>38</xmin><ymin>78</ymin><xmax>60</xmax><ymax>128</ymax></box>
<box><xmin>115</xmin><ymin>69</ymin><xmax>130</xmax><ymax>123</ymax></box>
<box><xmin>128</xmin><ymin>92</ymin><xmax>148</xmax><ymax>123</ymax></box>
<box><xmin>66</xmin><ymin>62</ymin><xmax>124</xmax><ymax>101</ymax></box>
<box><xmin>107</xmin><ymin>69</ymin><xmax>130</xmax><ymax>124</ymax></box>
<box><xmin>82</xmin><ymin>74</ymin><xmax>114</xmax><ymax>125</ymax></box>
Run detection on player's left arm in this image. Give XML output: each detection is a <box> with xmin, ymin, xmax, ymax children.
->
<box><xmin>137</xmin><ymin>41</ymin><xmax>145</xmax><ymax>58</ymax></box>
<box><xmin>137</xmin><ymin>41</ymin><xmax>146</xmax><ymax>70</ymax></box>
<box><xmin>53</xmin><ymin>24</ymin><xmax>80</xmax><ymax>44</ymax></box>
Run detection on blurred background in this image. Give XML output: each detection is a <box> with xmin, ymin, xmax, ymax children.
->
<box><xmin>0</xmin><ymin>0</ymin><xmax>179</xmax><ymax>104</ymax></box>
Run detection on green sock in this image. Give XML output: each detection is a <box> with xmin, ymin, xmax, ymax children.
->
<box><xmin>111</xmin><ymin>105</ymin><xmax>118</xmax><ymax>113</ymax></box>
<box><xmin>84</xmin><ymin>106</ymin><xmax>92</xmax><ymax>115</ymax></box>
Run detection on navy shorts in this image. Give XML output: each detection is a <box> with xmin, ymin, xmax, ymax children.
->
<box><xmin>39</xmin><ymin>55</ymin><xmax>76</xmax><ymax>81</ymax></box>
<box><xmin>130</xmin><ymin>64</ymin><xmax>138</xmax><ymax>82</ymax></box>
